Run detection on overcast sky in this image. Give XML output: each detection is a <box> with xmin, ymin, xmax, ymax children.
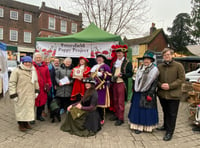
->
<box><xmin>15</xmin><ymin>0</ymin><xmax>192</xmax><ymax>38</ymax></box>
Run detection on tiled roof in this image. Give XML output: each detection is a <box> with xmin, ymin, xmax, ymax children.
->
<box><xmin>125</xmin><ymin>29</ymin><xmax>165</xmax><ymax>45</ymax></box>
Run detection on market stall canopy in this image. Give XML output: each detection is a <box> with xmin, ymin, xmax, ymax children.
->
<box><xmin>35</xmin><ymin>23</ymin><xmax>127</xmax><ymax>59</ymax></box>
<box><xmin>36</xmin><ymin>23</ymin><xmax>123</xmax><ymax>43</ymax></box>
<box><xmin>187</xmin><ymin>45</ymin><xmax>200</xmax><ymax>56</ymax></box>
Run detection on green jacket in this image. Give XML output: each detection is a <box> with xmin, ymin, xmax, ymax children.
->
<box><xmin>157</xmin><ymin>60</ymin><xmax>185</xmax><ymax>100</ymax></box>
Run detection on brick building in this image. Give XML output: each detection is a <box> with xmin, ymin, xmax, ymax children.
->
<box><xmin>124</xmin><ymin>23</ymin><xmax>168</xmax><ymax>68</ymax></box>
<box><xmin>0</xmin><ymin>0</ymin><xmax>39</xmax><ymax>59</ymax></box>
<box><xmin>0</xmin><ymin>0</ymin><xmax>82</xmax><ymax>60</ymax></box>
<box><xmin>38</xmin><ymin>2</ymin><xmax>82</xmax><ymax>37</ymax></box>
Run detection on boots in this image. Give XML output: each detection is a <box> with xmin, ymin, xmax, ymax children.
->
<box><xmin>18</xmin><ymin>122</ymin><xmax>27</xmax><ymax>132</ymax></box>
<box><xmin>24</xmin><ymin>122</ymin><xmax>32</xmax><ymax>129</ymax></box>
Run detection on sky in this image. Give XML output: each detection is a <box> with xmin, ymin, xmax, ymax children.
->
<box><xmin>15</xmin><ymin>0</ymin><xmax>192</xmax><ymax>38</ymax></box>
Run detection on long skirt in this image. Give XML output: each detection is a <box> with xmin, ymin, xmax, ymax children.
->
<box><xmin>60</xmin><ymin>110</ymin><xmax>101</xmax><ymax>137</ymax></box>
<box><xmin>128</xmin><ymin>92</ymin><xmax>158</xmax><ymax>132</ymax></box>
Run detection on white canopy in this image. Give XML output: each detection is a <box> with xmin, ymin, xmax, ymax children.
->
<box><xmin>187</xmin><ymin>45</ymin><xmax>200</xmax><ymax>56</ymax></box>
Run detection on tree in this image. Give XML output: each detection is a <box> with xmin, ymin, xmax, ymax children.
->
<box><xmin>72</xmin><ymin>0</ymin><xmax>148</xmax><ymax>35</ymax></box>
<box><xmin>167</xmin><ymin>13</ymin><xmax>195</xmax><ymax>53</ymax></box>
<box><xmin>191</xmin><ymin>0</ymin><xmax>200</xmax><ymax>44</ymax></box>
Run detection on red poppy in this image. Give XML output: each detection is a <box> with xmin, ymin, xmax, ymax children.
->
<box><xmin>95</xmin><ymin>51</ymin><xmax>101</xmax><ymax>55</ymax></box>
<box><xmin>35</xmin><ymin>49</ymin><xmax>39</xmax><ymax>52</ymax></box>
<box><xmin>47</xmin><ymin>49</ymin><xmax>52</xmax><ymax>53</ymax></box>
<box><xmin>102</xmin><ymin>50</ymin><xmax>109</xmax><ymax>55</ymax></box>
<box><xmin>42</xmin><ymin>49</ymin><xmax>47</xmax><ymax>52</ymax></box>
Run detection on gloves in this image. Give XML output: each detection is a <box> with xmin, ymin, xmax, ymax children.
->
<box><xmin>146</xmin><ymin>96</ymin><xmax>152</xmax><ymax>102</ymax></box>
<box><xmin>97</xmin><ymin>72</ymin><xmax>103</xmax><ymax>77</ymax></box>
<box><xmin>13</xmin><ymin>97</ymin><xmax>18</xmax><ymax>102</ymax></box>
<box><xmin>35</xmin><ymin>93</ymin><xmax>39</xmax><ymax>98</ymax></box>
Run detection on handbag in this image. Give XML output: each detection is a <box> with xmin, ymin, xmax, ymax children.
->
<box><xmin>37</xmin><ymin>68</ymin><xmax>50</xmax><ymax>93</ymax></box>
<box><xmin>70</xmin><ymin>106</ymin><xmax>85</xmax><ymax>120</ymax></box>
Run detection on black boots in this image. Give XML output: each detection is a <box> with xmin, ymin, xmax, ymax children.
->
<box><xmin>163</xmin><ymin>133</ymin><xmax>173</xmax><ymax>141</ymax></box>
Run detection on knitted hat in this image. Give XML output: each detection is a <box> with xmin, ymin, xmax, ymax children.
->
<box><xmin>21</xmin><ymin>56</ymin><xmax>32</xmax><ymax>63</ymax></box>
<box><xmin>143</xmin><ymin>51</ymin><xmax>155</xmax><ymax>62</ymax></box>
<box><xmin>83</xmin><ymin>77</ymin><xmax>96</xmax><ymax>85</ymax></box>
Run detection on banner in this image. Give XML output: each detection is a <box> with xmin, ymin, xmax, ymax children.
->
<box><xmin>36</xmin><ymin>41</ymin><xmax>119</xmax><ymax>59</ymax></box>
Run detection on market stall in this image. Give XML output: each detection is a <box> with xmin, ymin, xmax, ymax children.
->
<box><xmin>36</xmin><ymin>23</ymin><xmax>133</xmax><ymax>100</ymax></box>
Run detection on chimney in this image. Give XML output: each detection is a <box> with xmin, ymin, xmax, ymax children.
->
<box><xmin>59</xmin><ymin>6</ymin><xmax>61</xmax><ymax>11</ymax></box>
<box><xmin>42</xmin><ymin>2</ymin><xmax>45</xmax><ymax>7</ymax></box>
<box><xmin>150</xmin><ymin>23</ymin><xmax>156</xmax><ymax>35</ymax></box>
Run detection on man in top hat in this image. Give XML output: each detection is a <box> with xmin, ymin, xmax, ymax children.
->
<box><xmin>110</xmin><ymin>45</ymin><xmax>133</xmax><ymax>126</ymax></box>
<box><xmin>91</xmin><ymin>53</ymin><xmax>111</xmax><ymax>125</ymax></box>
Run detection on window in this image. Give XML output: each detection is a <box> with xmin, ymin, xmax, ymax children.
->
<box><xmin>132</xmin><ymin>45</ymin><xmax>139</xmax><ymax>56</ymax></box>
<box><xmin>0</xmin><ymin>8</ymin><xmax>4</xmax><ymax>17</ymax></box>
<box><xmin>60</xmin><ymin>20</ymin><xmax>67</xmax><ymax>32</ymax></box>
<box><xmin>0</xmin><ymin>28</ymin><xmax>3</xmax><ymax>40</ymax></box>
<box><xmin>24</xmin><ymin>32</ymin><xmax>32</xmax><ymax>43</ymax></box>
<box><xmin>48</xmin><ymin>17</ymin><xmax>55</xmax><ymax>30</ymax></box>
<box><xmin>10</xmin><ymin>10</ymin><xmax>18</xmax><ymax>20</ymax></box>
<box><xmin>10</xmin><ymin>30</ymin><xmax>18</xmax><ymax>41</ymax></box>
<box><xmin>24</xmin><ymin>13</ymin><xmax>32</xmax><ymax>23</ymax></box>
<box><xmin>71</xmin><ymin>23</ymin><xmax>77</xmax><ymax>33</ymax></box>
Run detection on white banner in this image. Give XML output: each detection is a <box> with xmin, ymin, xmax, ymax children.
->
<box><xmin>36</xmin><ymin>41</ymin><xmax>118</xmax><ymax>59</ymax></box>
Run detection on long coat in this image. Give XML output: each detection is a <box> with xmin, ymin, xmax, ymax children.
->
<box><xmin>9</xmin><ymin>64</ymin><xmax>39</xmax><ymax>121</ymax></box>
<box><xmin>157</xmin><ymin>61</ymin><xmax>185</xmax><ymax>100</ymax></box>
<box><xmin>33</xmin><ymin>62</ymin><xmax>52</xmax><ymax>107</ymax></box>
<box><xmin>55</xmin><ymin>63</ymin><xmax>73</xmax><ymax>98</ymax></box>
<box><xmin>91</xmin><ymin>63</ymin><xmax>111</xmax><ymax>108</ymax></box>
<box><xmin>71</xmin><ymin>65</ymin><xmax>91</xmax><ymax>100</ymax></box>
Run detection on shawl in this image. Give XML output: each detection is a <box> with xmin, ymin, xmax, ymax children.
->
<box><xmin>135</xmin><ymin>63</ymin><xmax>159</xmax><ymax>92</ymax></box>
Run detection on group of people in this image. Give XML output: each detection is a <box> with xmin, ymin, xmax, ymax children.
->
<box><xmin>8</xmin><ymin>45</ymin><xmax>185</xmax><ymax>141</ymax></box>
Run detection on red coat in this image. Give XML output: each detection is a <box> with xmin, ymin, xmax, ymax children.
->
<box><xmin>71</xmin><ymin>66</ymin><xmax>90</xmax><ymax>100</ymax></box>
<box><xmin>33</xmin><ymin>62</ymin><xmax>52</xmax><ymax>107</ymax></box>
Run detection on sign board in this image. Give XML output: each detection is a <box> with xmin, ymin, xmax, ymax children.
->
<box><xmin>36</xmin><ymin>41</ymin><xmax>119</xmax><ymax>59</ymax></box>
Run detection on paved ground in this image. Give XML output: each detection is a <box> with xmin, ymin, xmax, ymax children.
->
<box><xmin>0</xmin><ymin>93</ymin><xmax>200</xmax><ymax>148</ymax></box>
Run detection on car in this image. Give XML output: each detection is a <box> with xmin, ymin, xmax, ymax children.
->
<box><xmin>7</xmin><ymin>60</ymin><xmax>19</xmax><ymax>77</ymax></box>
<box><xmin>185</xmin><ymin>68</ymin><xmax>200</xmax><ymax>82</ymax></box>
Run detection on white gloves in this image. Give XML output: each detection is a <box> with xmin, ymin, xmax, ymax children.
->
<box><xmin>35</xmin><ymin>93</ymin><xmax>39</xmax><ymax>98</ymax></box>
<box><xmin>97</xmin><ymin>72</ymin><xmax>103</xmax><ymax>77</ymax></box>
<box><xmin>13</xmin><ymin>97</ymin><xmax>18</xmax><ymax>102</ymax></box>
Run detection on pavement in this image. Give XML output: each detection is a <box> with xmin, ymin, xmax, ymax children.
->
<box><xmin>0</xmin><ymin>93</ymin><xmax>200</xmax><ymax>148</ymax></box>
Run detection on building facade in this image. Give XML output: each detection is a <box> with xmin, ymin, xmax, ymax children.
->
<box><xmin>0</xmin><ymin>0</ymin><xmax>39</xmax><ymax>60</ymax></box>
<box><xmin>38</xmin><ymin>2</ymin><xmax>82</xmax><ymax>37</ymax></box>
<box><xmin>0</xmin><ymin>0</ymin><xmax>82</xmax><ymax>60</ymax></box>
<box><xmin>124</xmin><ymin>23</ymin><xmax>168</xmax><ymax>68</ymax></box>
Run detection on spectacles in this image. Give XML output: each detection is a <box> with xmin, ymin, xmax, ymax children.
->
<box><xmin>163</xmin><ymin>54</ymin><xmax>171</xmax><ymax>57</ymax></box>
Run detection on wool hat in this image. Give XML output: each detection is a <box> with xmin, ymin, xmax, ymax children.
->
<box><xmin>21</xmin><ymin>56</ymin><xmax>32</xmax><ymax>63</ymax></box>
<box><xmin>111</xmin><ymin>44</ymin><xmax>128</xmax><ymax>53</ymax></box>
<box><xmin>142</xmin><ymin>51</ymin><xmax>155</xmax><ymax>62</ymax></box>
<box><xmin>83</xmin><ymin>77</ymin><xmax>96</xmax><ymax>85</ymax></box>
<box><xmin>79</xmin><ymin>56</ymin><xmax>89</xmax><ymax>63</ymax></box>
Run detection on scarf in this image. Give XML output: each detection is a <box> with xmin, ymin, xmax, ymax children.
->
<box><xmin>90</xmin><ymin>63</ymin><xmax>104</xmax><ymax>72</ymax></box>
<box><xmin>114</xmin><ymin>57</ymin><xmax>125</xmax><ymax>68</ymax></box>
<box><xmin>20</xmin><ymin>63</ymin><xmax>38</xmax><ymax>84</ymax></box>
<box><xmin>135</xmin><ymin>63</ymin><xmax>159</xmax><ymax>92</ymax></box>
